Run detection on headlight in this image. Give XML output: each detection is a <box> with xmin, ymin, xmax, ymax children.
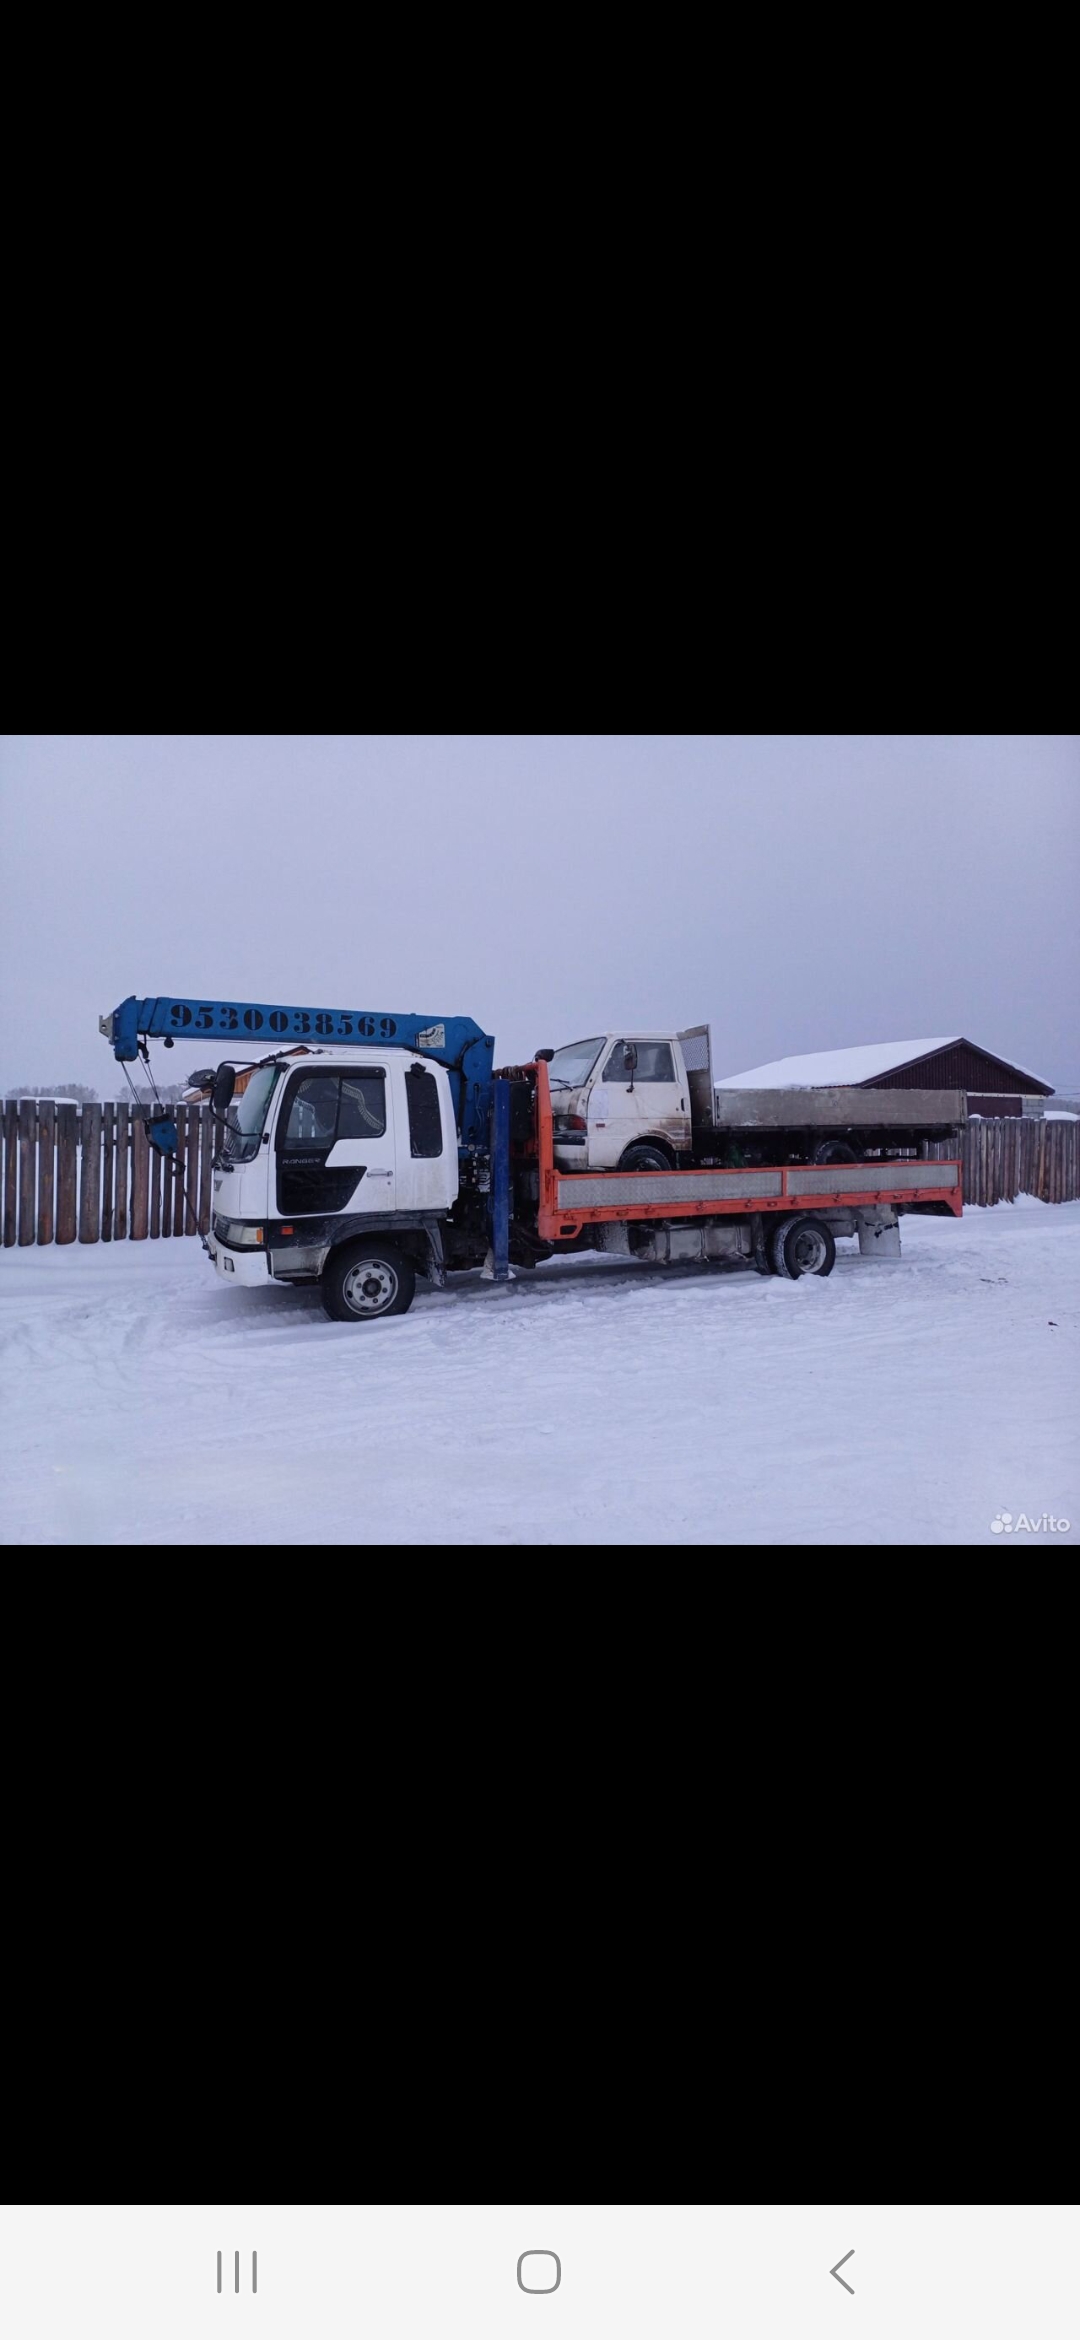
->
<box><xmin>213</xmin><ymin>1216</ymin><xmax>264</xmax><ymax>1247</ymax></box>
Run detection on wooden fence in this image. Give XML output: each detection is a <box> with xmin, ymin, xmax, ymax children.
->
<box><xmin>927</xmin><ymin>1118</ymin><xmax>1079</xmax><ymax>1206</ymax></box>
<box><xmin>1</xmin><ymin>1102</ymin><xmax>215</xmax><ymax>1247</ymax></box>
<box><xmin>1</xmin><ymin>1101</ymin><xmax>1077</xmax><ymax>1249</ymax></box>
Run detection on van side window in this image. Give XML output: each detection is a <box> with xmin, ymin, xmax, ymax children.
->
<box><xmin>603</xmin><ymin>1040</ymin><xmax>676</xmax><ymax>1082</ymax></box>
<box><xmin>406</xmin><ymin>1067</ymin><xmax>443</xmax><ymax>1157</ymax></box>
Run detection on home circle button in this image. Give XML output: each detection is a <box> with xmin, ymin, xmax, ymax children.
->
<box><xmin>518</xmin><ymin>2252</ymin><xmax>562</xmax><ymax>2293</ymax></box>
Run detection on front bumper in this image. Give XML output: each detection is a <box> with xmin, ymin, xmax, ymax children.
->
<box><xmin>206</xmin><ymin>1238</ymin><xmax>269</xmax><ymax>1287</ymax></box>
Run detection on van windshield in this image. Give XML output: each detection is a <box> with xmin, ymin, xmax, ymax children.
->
<box><xmin>547</xmin><ymin>1037</ymin><xmax>605</xmax><ymax>1091</ymax></box>
<box><xmin>220</xmin><ymin>1064</ymin><xmax>281</xmax><ymax>1162</ymax></box>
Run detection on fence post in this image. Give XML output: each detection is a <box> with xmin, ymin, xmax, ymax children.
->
<box><xmin>100</xmin><ymin>1102</ymin><xmax>115</xmax><ymax>1240</ymax></box>
<box><xmin>3</xmin><ymin>1101</ymin><xmax>17</xmax><ymax>1246</ymax></box>
<box><xmin>79</xmin><ymin>1102</ymin><xmax>102</xmax><ymax>1241</ymax></box>
<box><xmin>36</xmin><ymin>1101</ymin><xmax>56</xmax><ymax>1244</ymax></box>
<box><xmin>131</xmin><ymin>1112</ymin><xmax>149</xmax><ymax>1238</ymax></box>
<box><xmin>56</xmin><ymin>1104</ymin><xmax>78</xmax><ymax>1242</ymax></box>
<box><xmin>114</xmin><ymin>1103</ymin><xmax>129</xmax><ymax>1238</ymax></box>
<box><xmin>174</xmin><ymin>1109</ymin><xmax>187</xmax><ymax>1233</ymax></box>
<box><xmin>149</xmin><ymin>1125</ymin><xmax>162</xmax><ymax>1238</ymax></box>
<box><xmin>161</xmin><ymin>1117</ymin><xmax>174</xmax><ymax>1237</ymax></box>
<box><xmin>182</xmin><ymin>1105</ymin><xmax>199</xmax><ymax>1232</ymax></box>
<box><xmin>18</xmin><ymin>1099</ymin><xmax>36</xmax><ymax>1244</ymax></box>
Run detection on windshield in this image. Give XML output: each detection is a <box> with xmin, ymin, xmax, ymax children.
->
<box><xmin>220</xmin><ymin>1064</ymin><xmax>281</xmax><ymax>1162</ymax></box>
<box><xmin>546</xmin><ymin>1037</ymin><xmax>605</xmax><ymax>1091</ymax></box>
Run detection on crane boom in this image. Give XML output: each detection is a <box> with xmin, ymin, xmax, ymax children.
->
<box><xmin>100</xmin><ymin>995</ymin><xmax>496</xmax><ymax>1148</ymax></box>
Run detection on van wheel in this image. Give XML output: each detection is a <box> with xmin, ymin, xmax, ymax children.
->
<box><xmin>618</xmin><ymin>1143</ymin><xmax>675</xmax><ymax>1172</ymax></box>
<box><xmin>813</xmin><ymin>1138</ymin><xmax>859</xmax><ymax>1164</ymax></box>
<box><xmin>769</xmin><ymin>1214</ymin><xmax>836</xmax><ymax>1279</ymax></box>
<box><xmin>322</xmin><ymin>1241</ymin><xmax>416</xmax><ymax>1322</ymax></box>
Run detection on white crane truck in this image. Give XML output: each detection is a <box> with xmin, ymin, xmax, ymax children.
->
<box><xmin>100</xmin><ymin>996</ymin><xmax>965</xmax><ymax>1323</ymax></box>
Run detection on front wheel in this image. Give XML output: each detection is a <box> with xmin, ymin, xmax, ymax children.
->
<box><xmin>618</xmin><ymin>1142</ymin><xmax>675</xmax><ymax>1172</ymax></box>
<box><xmin>321</xmin><ymin>1241</ymin><xmax>416</xmax><ymax>1322</ymax></box>
<box><xmin>769</xmin><ymin>1213</ymin><xmax>836</xmax><ymax>1279</ymax></box>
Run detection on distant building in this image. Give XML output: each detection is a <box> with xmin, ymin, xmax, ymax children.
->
<box><xmin>716</xmin><ymin>1037</ymin><xmax>1054</xmax><ymax>1119</ymax></box>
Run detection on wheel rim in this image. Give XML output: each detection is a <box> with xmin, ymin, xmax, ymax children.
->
<box><xmin>342</xmin><ymin>1259</ymin><xmax>398</xmax><ymax>1314</ymax></box>
<box><xmin>791</xmin><ymin>1226</ymin><xmax>827</xmax><ymax>1274</ymax></box>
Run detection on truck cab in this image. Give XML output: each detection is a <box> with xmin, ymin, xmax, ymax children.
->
<box><xmin>206</xmin><ymin>1044</ymin><xmax>460</xmax><ymax>1287</ymax></box>
<box><xmin>545</xmin><ymin>1031</ymin><xmax>697</xmax><ymax>1172</ymax></box>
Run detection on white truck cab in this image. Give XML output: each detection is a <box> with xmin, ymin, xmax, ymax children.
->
<box><xmin>546</xmin><ymin>1030</ymin><xmax>702</xmax><ymax>1172</ymax></box>
<box><xmin>206</xmin><ymin>1044</ymin><xmax>459</xmax><ymax>1286</ymax></box>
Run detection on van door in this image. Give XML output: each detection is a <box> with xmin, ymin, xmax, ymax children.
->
<box><xmin>594</xmin><ymin>1038</ymin><xmax>688</xmax><ymax>1162</ymax></box>
<box><xmin>276</xmin><ymin>1067</ymin><xmax>397</xmax><ymax>1218</ymax></box>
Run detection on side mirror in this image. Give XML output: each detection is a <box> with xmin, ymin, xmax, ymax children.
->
<box><xmin>211</xmin><ymin>1063</ymin><xmax>236</xmax><ymax>1116</ymax></box>
<box><xmin>535</xmin><ymin>1048</ymin><xmax>554</xmax><ymax>1062</ymax></box>
<box><xmin>624</xmin><ymin>1042</ymin><xmax>638</xmax><ymax>1090</ymax></box>
<box><xmin>147</xmin><ymin>1111</ymin><xmax>178</xmax><ymax>1157</ymax></box>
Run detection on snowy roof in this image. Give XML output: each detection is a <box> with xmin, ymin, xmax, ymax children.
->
<box><xmin>715</xmin><ymin>1037</ymin><xmax>1051</xmax><ymax>1090</ymax></box>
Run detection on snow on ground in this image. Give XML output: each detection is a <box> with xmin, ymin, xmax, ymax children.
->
<box><xmin>1</xmin><ymin>1205</ymin><xmax>1078</xmax><ymax>1546</ymax></box>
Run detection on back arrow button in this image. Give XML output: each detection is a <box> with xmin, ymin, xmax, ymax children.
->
<box><xmin>830</xmin><ymin>2251</ymin><xmax>855</xmax><ymax>2295</ymax></box>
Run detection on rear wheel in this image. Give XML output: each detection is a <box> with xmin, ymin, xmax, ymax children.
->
<box><xmin>812</xmin><ymin>1138</ymin><xmax>860</xmax><ymax>1164</ymax></box>
<box><xmin>769</xmin><ymin>1213</ymin><xmax>836</xmax><ymax>1279</ymax></box>
<box><xmin>321</xmin><ymin>1241</ymin><xmax>416</xmax><ymax>1322</ymax></box>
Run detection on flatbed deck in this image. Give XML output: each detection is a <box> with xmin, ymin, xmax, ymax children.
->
<box><xmin>525</xmin><ymin>1062</ymin><xmax>962</xmax><ymax>1242</ymax></box>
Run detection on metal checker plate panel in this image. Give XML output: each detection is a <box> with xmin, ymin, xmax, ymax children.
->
<box><xmin>557</xmin><ymin>1169</ymin><xmax>784</xmax><ymax>1206</ymax></box>
<box><xmin>794</xmin><ymin>1160</ymin><xmax>959</xmax><ymax>1195</ymax></box>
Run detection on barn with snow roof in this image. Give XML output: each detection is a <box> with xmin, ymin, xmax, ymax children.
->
<box><xmin>715</xmin><ymin>1037</ymin><xmax>1054</xmax><ymax>1117</ymax></box>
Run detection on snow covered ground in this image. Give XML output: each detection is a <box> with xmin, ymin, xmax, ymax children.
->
<box><xmin>2</xmin><ymin>1203</ymin><xmax>1077</xmax><ymax>1546</ymax></box>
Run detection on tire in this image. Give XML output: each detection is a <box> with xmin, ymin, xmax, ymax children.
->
<box><xmin>769</xmin><ymin>1213</ymin><xmax>836</xmax><ymax>1279</ymax></box>
<box><xmin>812</xmin><ymin>1138</ymin><xmax>859</xmax><ymax>1164</ymax></box>
<box><xmin>321</xmin><ymin>1241</ymin><xmax>416</xmax><ymax>1322</ymax></box>
<box><xmin>618</xmin><ymin>1142</ymin><xmax>675</xmax><ymax>1172</ymax></box>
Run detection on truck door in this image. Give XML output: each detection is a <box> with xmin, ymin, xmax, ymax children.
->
<box><xmin>275</xmin><ymin>1067</ymin><xmax>397</xmax><ymax>1218</ymax></box>
<box><xmin>593</xmin><ymin>1038</ymin><xmax>688</xmax><ymax>1163</ymax></box>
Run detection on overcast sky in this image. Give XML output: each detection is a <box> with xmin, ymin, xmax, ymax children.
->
<box><xmin>2</xmin><ymin>735</ymin><xmax>1077</xmax><ymax>1094</ymax></box>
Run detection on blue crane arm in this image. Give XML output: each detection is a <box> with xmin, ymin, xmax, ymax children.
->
<box><xmin>100</xmin><ymin>996</ymin><xmax>496</xmax><ymax>1149</ymax></box>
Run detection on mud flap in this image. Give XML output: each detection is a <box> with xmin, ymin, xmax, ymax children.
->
<box><xmin>426</xmin><ymin>1223</ymin><xmax>447</xmax><ymax>1289</ymax></box>
<box><xmin>750</xmin><ymin>1212</ymin><xmax>771</xmax><ymax>1274</ymax></box>
<box><xmin>856</xmin><ymin>1207</ymin><xmax>902</xmax><ymax>1259</ymax></box>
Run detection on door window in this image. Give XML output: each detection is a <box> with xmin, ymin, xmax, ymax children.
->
<box><xmin>602</xmin><ymin>1041</ymin><xmax>676</xmax><ymax>1083</ymax></box>
<box><xmin>282</xmin><ymin>1072</ymin><xmax>386</xmax><ymax>1146</ymax></box>
<box><xmin>337</xmin><ymin>1074</ymin><xmax>387</xmax><ymax>1138</ymax></box>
